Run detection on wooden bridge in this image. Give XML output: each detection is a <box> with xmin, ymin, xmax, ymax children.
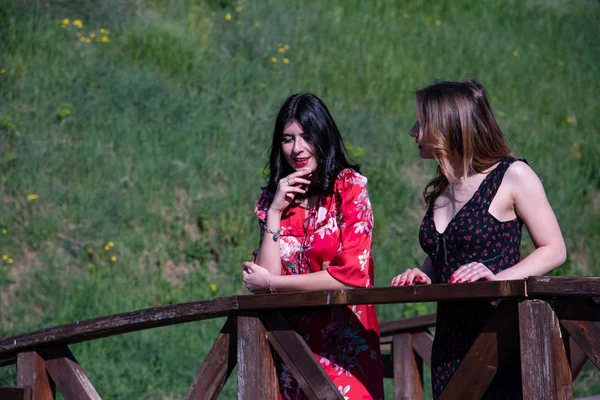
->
<box><xmin>0</xmin><ymin>276</ymin><xmax>598</xmax><ymax>399</ymax></box>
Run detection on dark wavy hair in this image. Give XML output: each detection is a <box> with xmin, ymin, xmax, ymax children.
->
<box><xmin>266</xmin><ymin>93</ymin><xmax>359</xmax><ymax>196</ymax></box>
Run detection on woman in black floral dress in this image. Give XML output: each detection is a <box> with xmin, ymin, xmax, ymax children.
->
<box><xmin>390</xmin><ymin>80</ymin><xmax>566</xmax><ymax>399</ymax></box>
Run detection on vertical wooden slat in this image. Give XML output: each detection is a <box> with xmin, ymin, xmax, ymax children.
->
<box><xmin>411</xmin><ymin>331</ymin><xmax>433</xmax><ymax>368</ymax></box>
<box><xmin>393</xmin><ymin>333</ymin><xmax>424</xmax><ymax>400</ymax></box>
<box><xmin>43</xmin><ymin>346</ymin><xmax>101</xmax><ymax>400</ymax></box>
<box><xmin>518</xmin><ymin>300</ymin><xmax>573</xmax><ymax>400</ymax></box>
<box><xmin>237</xmin><ymin>313</ymin><xmax>278</xmax><ymax>400</ymax></box>
<box><xmin>16</xmin><ymin>352</ymin><xmax>55</xmax><ymax>400</ymax></box>
<box><xmin>262</xmin><ymin>312</ymin><xmax>342</xmax><ymax>400</ymax></box>
<box><xmin>184</xmin><ymin>317</ymin><xmax>237</xmax><ymax>400</ymax></box>
<box><xmin>565</xmin><ymin>334</ymin><xmax>589</xmax><ymax>379</ymax></box>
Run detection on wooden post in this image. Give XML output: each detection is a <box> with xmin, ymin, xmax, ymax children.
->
<box><xmin>262</xmin><ymin>311</ymin><xmax>343</xmax><ymax>400</ymax></box>
<box><xmin>184</xmin><ymin>317</ymin><xmax>237</xmax><ymax>400</ymax></box>
<box><xmin>237</xmin><ymin>313</ymin><xmax>278</xmax><ymax>400</ymax></box>
<box><xmin>16</xmin><ymin>352</ymin><xmax>55</xmax><ymax>400</ymax></box>
<box><xmin>393</xmin><ymin>333</ymin><xmax>424</xmax><ymax>400</ymax></box>
<box><xmin>42</xmin><ymin>346</ymin><xmax>102</xmax><ymax>400</ymax></box>
<box><xmin>518</xmin><ymin>300</ymin><xmax>573</xmax><ymax>400</ymax></box>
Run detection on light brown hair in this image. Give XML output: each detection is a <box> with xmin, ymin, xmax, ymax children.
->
<box><xmin>415</xmin><ymin>80</ymin><xmax>514</xmax><ymax>204</ymax></box>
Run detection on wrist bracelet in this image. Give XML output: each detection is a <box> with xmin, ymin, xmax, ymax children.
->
<box><xmin>264</xmin><ymin>227</ymin><xmax>282</xmax><ymax>241</ymax></box>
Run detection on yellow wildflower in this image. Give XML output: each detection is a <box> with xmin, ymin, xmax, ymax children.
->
<box><xmin>512</xmin><ymin>50</ymin><xmax>518</xmax><ymax>57</ymax></box>
<box><xmin>1</xmin><ymin>229</ymin><xmax>6</xmax><ymax>234</ymax></box>
<box><xmin>283</xmin><ymin>58</ymin><xmax>289</xmax><ymax>64</ymax></box>
<box><xmin>84</xmin><ymin>38</ymin><xmax>91</xmax><ymax>44</ymax></box>
<box><xmin>60</xmin><ymin>18</ymin><xmax>70</xmax><ymax>27</ymax></box>
<box><xmin>27</xmin><ymin>194</ymin><xmax>39</xmax><ymax>201</ymax></box>
<box><xmin>210</xmin><ymin>283</ymin><xmax>217</xmax><ymax>292</ymax></box>
<box><xmin>88</xmin><ymin>248</ymin><xmax>94</xmax><ymax>254</ymax></box>
<box><xmin>225</xmin><ymin>13</ymin><xmax>232</xmax><ymax>21</ymax></box>
<box><xmin>277</xmin><ymin>47</ymin><xmax>285</xmax><ymax>54</ymax></box>
<box><xmin>90</xmin><ymin>33</ymin><xmax>95</xmax><ymax>38</ymax></box>
<box><xmin>101</xmin><ymin>36</ymin><xmax>110</xmax><ymax>43</ymax></box>
<box><xmin>100</xmin><ymin>28</ymin><xmax>110</xmax><ymax>35</ymax></box>
<box><xmin>111</xmin><ymin>256</ymin><xmax>117</xmax><ymax>262</ymax></box>
<box><xmin>565</xmin><ymin>116</ymin><xmax>573</xmax><ymax>124</ymax></box>
<box><xmin>0</xmin><ymin>68</ymin><xmax>5</xmax><ymax>74</ymax></box>
<box><xmin>108</xmin><ymin>241</ymin><xmax>114</xmax><ymax>247</ymax></box>
<box><xmin>435</xmin><ymin>20</ymin><xmax>442</xmax><ymax>26</ymax></box>
<box><xmin>73</xmin><ymin>20</ymin><xmax>83</xmax><ymax>29</ymax></box>
<box><xmin>559</xmin><ymin>60</ymin><xmax>565</xmax><ymax>66</ymax></box>
<box><xmin>104</xmin><ymin>245</ymin><xmax>110</xmax><ymax>251</ymax></box>
<box><xmin>571</xmin><ymin>143</ymin><xmax>581</xmax><ymax>159</ymax></box>
<box><xmin>7</xmin><ymin>258</ymin><xmax>13</xmax><ymax>264</ymax></box>
<box><xmin>2</xmin><ymin>255</ymin><xmax>7</xmax><ymax>260</ymax></box>
<box><xmin>284</xmin><ymin>44</ymin><xmax>290</xmax><ymax>50</ymax></box>
<box><xmin>236</xmin><ymin>6</ymin><xmax>243</xmax><ymax>12</ymax></box>
<box><xmin>271</xmin><ymin>57</ymin><xmax>277</xmax><ymax>63</ymax></box>
<box><xmin>80</xmin><ymin>37</ymin><xmax>85</xmax><ymax>42</ymax></box>
<box><xmin>259</xmin><ymin>82</ymin><xmax>266</xmax><ymax>89</ymax></box>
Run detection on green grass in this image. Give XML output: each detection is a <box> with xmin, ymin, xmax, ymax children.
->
<box><xmin>0</xmin><ymin>0</ymin><xmax>599</xmax><ymax>398</ymax></box>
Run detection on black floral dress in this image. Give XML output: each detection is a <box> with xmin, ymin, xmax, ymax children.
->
<box><xmin>419</xmin><ymin>157</ymin><xmax>525</xmax><ymax>399</ymax></box>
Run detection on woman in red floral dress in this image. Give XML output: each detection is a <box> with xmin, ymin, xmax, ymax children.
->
<box><xmin>242</xmin><ymin>93</ymin><xmax>384</xmax><ymax>400</ymax></box>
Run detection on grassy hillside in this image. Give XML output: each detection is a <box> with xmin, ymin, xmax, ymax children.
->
<box><xmin>1</xmin><ymin>0</ymin><xmax>598</xmax><ymax>398</ymax></box>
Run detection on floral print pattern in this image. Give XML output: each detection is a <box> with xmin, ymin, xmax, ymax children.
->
<box><xmin>420</xmin><ymin>158</ymin><xmax>525</xmax><ymax>399</ymax></box>
<box><xmin>254</xmin><ymin>169</ymin><xmax>384</xmax><ymax>400</ymax></box>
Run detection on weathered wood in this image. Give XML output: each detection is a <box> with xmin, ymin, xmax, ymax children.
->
<box><xmin>554</xmin><ymin>298</ymin><xmax>600</xmax><ymax>370</ymax></box>
<box><xmin>527</xmin><ymin>276</ymin><xmax>600</xmax><ymax>297</ymax></box>
<box><xmin>380</xmin><ymin>314</ymin><xmax>436</xmax><ymax>336</ymax></box>
<box><xmin>393</xmin><ymin>333</ymin><xmax>424</xmax><ymax>400</ymax></box>
<box><xmin>183</xmin><ymin>317</ymin><xmax>237</xmax><ymax>400</ymax></box>
<box><xmin>0</xmin><ymin>297</ymin><xmax>237</xmax><ymax>365</ymax></box>
<box><xmin>411</xmin><ymin>331</ymin><xmax>433</xmax><ymax>368</ymax></box>
<box><xmin>565</xmin><ymin>335</ymin><xmax>589</xmax><ymax>379</ymax></box>
<box><xmin>519</xmin><ymin>300</ymin><xmax>573</xmax><ymax>400</ymax></box>
<box><xmin>439</xmin><ymin>301</ymin><xmax>519</xmax><ymax>400</ymax></box>
<box><xmin>263</xmin><ymin>312</ymin><xmax>343</xmax><ymax>400</ymax></box>
<box><xmin>237</xmin><ymin>281</ymin><xmax>527</xmax><ymax>312</ymax></box>
<box><xmin>0</xmin><ymin>387</ymin><xmax>32</xmax><ymax>400</ymax></box>
<box><xmin>237</xmin><ymin>313</ymin><xmax>278</xmax><ymax>400</ymax></box>
<box><xmin>16</xmin><ymin>352</ymin><xmax>55</xmax><ymax>400</ymax></box>
<box><xmin>42</xmin><ymin>346</ymin><xmax>101</xmax><ymax>400</ymax></box>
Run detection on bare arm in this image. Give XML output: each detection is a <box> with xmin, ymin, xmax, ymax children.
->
<box><xmin>495</xmin><ymin>162</ymin><xmax>566</xmax><ymax>280</ymax></box>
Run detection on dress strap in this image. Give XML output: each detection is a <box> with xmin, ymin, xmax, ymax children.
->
<box><xmin>480</xmin><ymin>157</ymin><xmax>527</xmax><ymax>207</ymax></box>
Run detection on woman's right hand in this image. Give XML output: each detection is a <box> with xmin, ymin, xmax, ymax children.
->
<box><xmin>390</xmin><ymin>268</ymin><xmax>432</xmax><ymax>286</ymax></box>
<box><xmin>269</xmin><ymin>168</ymin><xmax>312</xmax><ymax>214</ymax></box>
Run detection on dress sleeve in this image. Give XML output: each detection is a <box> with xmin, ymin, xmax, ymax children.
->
<box><xmin>252</xmin><ymin>188</ymin><xmax>273</xmax><ymax>261</ymax></box>
<box><xmin>326</xmin><ymin>170</ymin><xmax>374</xmax><ymax>288</ymax></box>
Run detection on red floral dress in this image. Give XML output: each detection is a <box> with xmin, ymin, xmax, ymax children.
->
<box><xmin>253</xmin><ymin>168</ymin><xmax>384</xmax><ymax>400</ymax></box>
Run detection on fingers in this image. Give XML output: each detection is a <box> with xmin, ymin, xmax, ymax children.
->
<box><xmin>390</xmin><ymin>269</ymin><xmax>431</xmax><ymax>286</ymax></box>
<box><xmin>451</xmin><ymin>263</ymin><xmax>494</xmax><ymax>283</ymax></box>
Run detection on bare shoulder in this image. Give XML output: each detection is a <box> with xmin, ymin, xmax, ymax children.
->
<box><xmin>504</xmin><ymin>160</ymin><xmax>542</xmax><ymax>187</ymax></box>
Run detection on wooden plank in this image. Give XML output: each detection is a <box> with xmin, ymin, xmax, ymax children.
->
<box><xmin>518</xmin><ymin>300</ymin><xmax>573</xmax><ymax>400</ymax></box>
<box><xmin>438</xmin><ymin>300</ymin><xmax>519</xmax><ymax>400</ymax></box>
<box><xmin>393</xmin><ymin>333</ymin><xmax>424</xmax><ymax>400</ymax></box>
<box><xmin>16</xmin><ymin>352</ymin><xmax>55</xmax><ymax>400</ymax></box>
<box><xmin>527</xmin><ymin>276</ymin><xmax>600</xmax><ymax>297</ymax></box>
<box><xmin>0</xmin><ymin>387</ymin><xmax>32</xmax><ymax>400</ymax></box>
<box><xmin>237</xmin><ymin>313</ymin><xmax>278</xmax><ymax>400</ymax></box>
<box><xmin>42</xmin><ymin>346</ymin><xmax>101</xmax><ymax>400</ymax></box>
<box><xmin>183</xmin><ymin>317</ymin><xmax>237</xmax><ymax>400</ymax></box>
<box><xmin>238</xmin><ymin>280</ymin><xmax>527</xmax><ymax>311</ymax></box>
<box><xmin>411</xmin><ymin>331</ymin><xmax>433</xmax><ymax>368</ymax></box>
<box><xmin>564</xmin><ymin>334</ymin><xmax>589</xmax><ymax>380</ymax></box>
<box><xmin>554</xmin><ymin>298</ymin><xmax>600</xmax><ymax>370</ymax></box>
<box><xmin>380</xmin><ymin>314</ymin><xmax>436</xmax><ymax>336</ymax></box>
<box><xmin>0</xmin><ymin>297</ymin><xmax>237</xmax><ymax>365</ymax></box>
<box><xmin>263</xmin><ymin>311</ymin><xmax>342</xmax><ymax>400</ymax></box>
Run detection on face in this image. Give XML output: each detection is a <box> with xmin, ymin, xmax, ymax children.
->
<box><xmin>281</xmin><ymin>121</ymin><xmax>319</xmax><ymax>173</ymax></box>
<box><xmin>409</xmin><ymin>121</ymin><xmax>434</xmax><ymax>159</ymax></box>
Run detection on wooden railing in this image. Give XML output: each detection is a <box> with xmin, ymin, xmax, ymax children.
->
<box><xmin>0</xmin><ymin>276</ymin><xmax>598</xmax><ymax>399</ymax></box>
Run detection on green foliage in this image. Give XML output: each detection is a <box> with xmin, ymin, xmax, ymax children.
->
<box><xmin>0</xmin><ymin>0</ymin><xmax>599</xmax><ymax>398</ymax></box>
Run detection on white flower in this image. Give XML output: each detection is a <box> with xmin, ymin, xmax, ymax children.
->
<box><xmin>351</xmin><ymin>305</ymin><xmax>362</xmax><ymax>321</ymax></box>
<box><xmin>354</xmin><ymin>221</ymin><xmax>369</xmax><ymax>234</ymax></box>
<box><xmin>319</xmin><ymin>355</ymin><xmax>331</xmax><ymax>367</ymax></box>
<box><xmin>279</xmin><ymin>236</ymin><xmax>302</xmax><ymax>261</ymax></box>
<box><xmin>316</xmin><ymin>206</ymin><xmax>328</xmax><ymax>224</ymax></box>
<box><xmin>358</xmin><ymin>249</ymin><xmax>369</xmax><ymax>271</ymax></box>
<box><xmin>338</xmin><ymin>384</ymin><xmax>351</xmax><ymax>399</ymax></box>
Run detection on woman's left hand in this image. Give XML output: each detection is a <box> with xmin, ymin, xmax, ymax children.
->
<box><xmin>451</xmin><ymin>262</ymin><xmax>497</xmax><ymax>283</ymax></box>
<box><xmin>242</xmin><ymin>261</ymin><xmax>272</xmax><ymax>293</ymax></box>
